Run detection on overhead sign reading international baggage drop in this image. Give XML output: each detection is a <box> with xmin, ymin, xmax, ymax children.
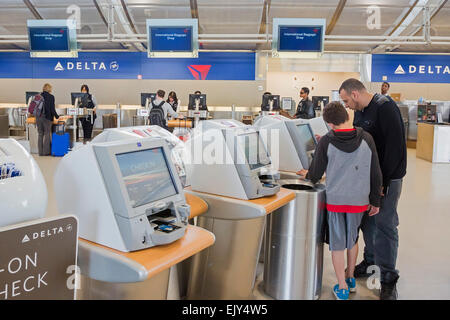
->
<box><xmin>150</xmin><ymin>27</ymin><xmax>193</xmax><ymax>52</ymax></box>
<box><xmin>272</xmin><ymin>18</ymin><xmax>326</xmax><ymax>58</ymax></box>
<box><xmin>27</xmin><ymin>19</ymin><xmax>78</xmax><ymax>58</ymax></box>
<box><xmin>371</xmin><ymin>54</ymin><xmax>450</xmax><ymax>83</ymax></box>
<box><xmin>278</xmin><ymin>26</ymin><xmax>323</xmax><ymax>52</ymax></box>
<box><xmin>147</xmin><ymin>19</ymin><xmax>198</xmax><ymax>58</ymax></box>
<box><xmin>28</xmin><ymin>27</ymin><xmax>70</xmax><ymax>52</ymax></box>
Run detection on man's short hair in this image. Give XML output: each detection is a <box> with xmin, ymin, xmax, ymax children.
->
<box><xmin>301</xmin><ymin>87</ymin><xmax>309</xmax><ymax>95</ymax></box>
<box><xmin>323</xmin><ymin>102</ymin><xmax>349</xmax><ymax>126</ymax></box>
<box><xmin>157</xmin><ymin>89</ymin><xmax>165</xmax><ymax>98</ymax></box>
<box><xmin>382</xmin><ymin>81</ymin><xmax>390</xmax><ymax>88</ymax></box>
<box><xmin>339</xmin><ymin>78</ymin><xmax>366</xmax><ymax>94</ymax></box>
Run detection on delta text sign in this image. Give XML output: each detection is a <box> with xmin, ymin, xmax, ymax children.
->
<box><xmin>371</xmin><ymin>54</ymin><xmax>450</xmax><ymax>83</ymax></box>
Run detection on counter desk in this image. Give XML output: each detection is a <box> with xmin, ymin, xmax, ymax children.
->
<box><xmin>416</xmin><ymin>122</ymin><xmax>450</xmax><ymax>163</ymax></box>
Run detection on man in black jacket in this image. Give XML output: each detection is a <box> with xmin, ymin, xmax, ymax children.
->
<box><xmin>339</xmin><ymin>78</ymin><xmax>407</xmax><ymax>300</ymax></box>
<box><xmin>294</xmin><ymin>87</ymin><xmax>315</xmax><ymax>119</ymax></box>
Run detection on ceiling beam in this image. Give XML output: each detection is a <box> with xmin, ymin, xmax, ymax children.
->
<box><xmin>190</xmin><ymin>0</ymin><xmax>199</xmax><ymax>19</ymax></box>
<box><xmin>258</xmin><ymin>0</ymin><xmax>271</xmax><ymax>35</ymax></box>
<box><xmin>413</xmin><ymin>0</ymin><xmax>448</xmax><ymax>36</ymax></box>
<box><xmin>326</xmin><ymin>0</ymin><xmax>347</xmax><ymax>35</ymax></box>
<box><xmin>23</xmin><ymin>0</ymin><xmax>42</xmax><ymax>20</ymax></box>
<box><xmin>93</xmin><ymin>0</ymin><xmax>128</xmax><ymax>50</ymax></box>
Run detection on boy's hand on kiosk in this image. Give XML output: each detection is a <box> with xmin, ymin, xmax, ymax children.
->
<box><xmin>296</xmin><ymin>169</ymin><xmax>308</xmax><ymax>179</ymax></box>
<box><xmin>368</xmin><ymin>205</ymin><xmax>380</xmax><ymax>216</ymax></box>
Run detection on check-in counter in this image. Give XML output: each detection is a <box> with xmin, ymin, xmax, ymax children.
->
<box><xmin>76</xmin><ymin>193</ymin><xmax>214</xmax><ymax>300</ymax></box>
<box><xmin>417</xmin><ymin>122</ymin><xmax>450</xmax><ymax>163</ymax></box>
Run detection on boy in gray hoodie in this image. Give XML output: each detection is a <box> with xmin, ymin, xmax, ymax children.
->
<box><xmin>298</xmin><ymin>102</ymin><xmax>383</xmax><ymax>300</ymax></box>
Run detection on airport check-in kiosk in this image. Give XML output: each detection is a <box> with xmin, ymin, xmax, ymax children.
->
<box><xmin>54</xmin><ymin>138</ymin><xmax>215</xmax><ymax>299</ymax></box>
<box><xmin>184</xmin><ymin>120</ymin><xmax>295</xmax><ymax>299</ymax></box>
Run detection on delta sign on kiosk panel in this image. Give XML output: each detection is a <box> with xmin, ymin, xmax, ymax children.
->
<box><xmin>371</xmin><ymin>54</ymin><xmax>450</xmax><ymax>83</ymax></box>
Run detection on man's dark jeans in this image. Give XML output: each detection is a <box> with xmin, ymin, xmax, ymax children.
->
<box><xmin>360</xmin><ymin>179</ymin><xmax>403</xmax><ymax>282</ymax></box>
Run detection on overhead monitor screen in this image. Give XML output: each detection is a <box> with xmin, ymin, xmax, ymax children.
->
<box><xmin>116</xmin><ymin>147</ymin><xmax>177</xmax><ymax>208</ymax></box>
<box><xmin>278</xmin><ymin>25</ymin><xmax>322</xmax><ymax>52</ymax></box>
<box><xmin>297</xmin><ymin>124</ymin><xmax>316</xmax><ymax>152</ymax></box>
<box><xmin>28</xmin><ymin>27</ymin><xmax>70</xmax><ymax>52</ymax></box>
<box><xmin>238</xmin><ymin>132</ymin><xmax>271</xmax><ymax>170</ymax></box>
<box><xmin>150</xmin><ymin>26</ymin><xmax>193</xmax><ymax>52</ymax></box>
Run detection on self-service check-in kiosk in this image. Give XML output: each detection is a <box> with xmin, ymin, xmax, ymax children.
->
<box><xmin>54</xmin><ymin>138</ymin><xmax>190</xmax><ymax>252</ymax></box>
<box><xmin>92</xmin><ymin>125</ymin><xmax>188</xmax><ymax>187</ymax></box>
<box><xmin>184</xmin><ymin>119</ymin><xmax>295</xmax><ymax>299</ymax></box>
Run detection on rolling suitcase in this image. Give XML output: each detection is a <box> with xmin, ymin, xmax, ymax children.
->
<box><xmin>51</xmin><ymin>121</ymin><xmax>69</xmax><ymax>157</ymax></box>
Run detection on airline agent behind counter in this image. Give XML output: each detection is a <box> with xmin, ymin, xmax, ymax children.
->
<box><xmin>79</xmin><ymin>84</ymin><xmax>97</xmax><ymax>143</ymax></box>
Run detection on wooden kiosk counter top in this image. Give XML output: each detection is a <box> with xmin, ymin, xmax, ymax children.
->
<box><xmin>184</xmin><ymin>187</ymin><xmax>295</xmax><ymax>220</ymax></box>
<box><xmin>26</xmin><ymin>115</ymin><xmax>72</xmax><ymax>125</ymax></box>
<box><xmin>167</xmin><ymin>119</ymin><xmax>193</xmax><ymax>128</ymax></box>
<box><xmin>77</xmin><ymin>192</ymin><xmax>212</xmax><ymax>283</ymax></box>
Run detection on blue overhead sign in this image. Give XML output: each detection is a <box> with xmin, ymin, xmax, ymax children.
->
<box><xmin>28</xmin><ymin>27</ymin><xmax>70</xmax><ymax>52</ymax></box>
<box><xmin>371</xmin><ymin>54</ymin><xmax>450</xmax><ymax>83</ymax></box>
<box><xmin>0</xmin><ymin>52</ymin><xmax>255</xmax><ymax>80</ymax></box>
<box><xmin>278</xmin><ymin>26</ymin><xmax>323</xmax><ymax>52</ymax></box>
<box><xmin>150</xmin><ymin>26</ymin><xmax>193</xmax><ymax>52</ymax></box>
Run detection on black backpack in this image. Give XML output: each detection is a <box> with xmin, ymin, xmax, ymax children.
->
<box><xmin>149</xmin><ymin>100</ymin><xmax>167</xmax><ymax>129</ymax></box>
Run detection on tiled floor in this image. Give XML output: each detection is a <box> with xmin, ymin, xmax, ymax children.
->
<box><xmin>35</xmin><ymin>148</ymin><xmax>450</xmax><ymax>300</ymax></box>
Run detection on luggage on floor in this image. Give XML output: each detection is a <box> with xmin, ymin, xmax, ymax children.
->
<box><xmin>51</xmin><ymin>121</ymin><xmax>69</xmax><ymax>157</ymax></box>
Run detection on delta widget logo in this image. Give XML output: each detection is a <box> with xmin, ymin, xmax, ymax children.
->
<box><xmin>188</xmin><ymin>65</ymin><xmax>211</xmax><ymax>80</ymax></box>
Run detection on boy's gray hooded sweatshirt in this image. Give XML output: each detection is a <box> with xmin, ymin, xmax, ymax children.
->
<box><xmin>306</xmin><ymin>127</ymin><xmax>383</xmax><ymax>210</ymax></box>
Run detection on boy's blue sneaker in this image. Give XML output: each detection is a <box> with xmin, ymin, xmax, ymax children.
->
<box><xmin>346</xmin><ymin>278</ymin><xmax>357</xmax><ymax>293</ymax></box>
<box><xmin>333</xmin><ymin>284</ymin><xmax>349</xmax><ymax>300</ymax></box>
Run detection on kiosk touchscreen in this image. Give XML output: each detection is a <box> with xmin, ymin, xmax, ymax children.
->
<box><xmin>186</xmin><ymin>119</ymin><xmax>280</xmax><ymax>200</ymax></box>
<box><xmin>71</xmin><ymin>92</ymin><xmax>88</xmax><ymax>106</ymax></box>
<box><xmin>188</xmin><ymin>94</ymin><xmax>207</xmax><ymax>111</ymax></box>
<box><xmin>254</xmin><ymin>115</ymin><xmax>320</xmax><ymax>171</ymax></box>
<box><xmin>54</xmin><ymin>138</ymin><xmax>190</xmax><ymax>252</ymax></box>
<box><xmin>141</xmin><ymin>93</ymin><xmax>157</xmax><ymax>108</ymax></box>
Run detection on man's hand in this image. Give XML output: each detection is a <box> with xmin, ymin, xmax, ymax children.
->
<box><xmin>296</xmin><ymin>169</ymin><xmax>308</xmax><ymax>179</ymax></box>
<box><xmin>368</xmin><ymin>205</ymin><xmax>380</xmax><ymax>216</ymax></box>
<box><xmin>315</xmin><ymin>134</ymin><xmax>322</xmax><ymax>142</ymax></box>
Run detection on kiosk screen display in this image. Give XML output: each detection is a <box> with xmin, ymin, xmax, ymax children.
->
<box><xmin>116</xmin><ymin>147</ymin><xmax>177</xmax><ymax>208</ymax></box>
<box><xmin>297</xmin><ymin>124</ymin><xmax>316</xmax><ymax>152</ymax></box>
<box><xmin>150</xmin><ymin>26</ymin><xmax>192</xmax><ymax>52</ymax></box>
<box><xmin>28</xmin><ymin>27</ymin><xmax>70</xmax><ymax>52</ymax></box>
<box><xmin>238</xmin><ymin>133</ymin><xmax>271</xmax><ymax>170</ymax></box>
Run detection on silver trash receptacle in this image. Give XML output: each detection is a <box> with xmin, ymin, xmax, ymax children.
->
<box><xmin>264</xmin><ymin>179</ymin><xmax>326</xmax><ymax>300</ymax></box>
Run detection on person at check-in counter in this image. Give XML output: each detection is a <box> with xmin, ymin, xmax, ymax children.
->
<box><xmin>149</xmin><ymin>89</ymin><xmax>183</xmax><ymax>130</ymax></box>
<box><xmin>297</xmin><ymin>101</ymin><xmax>383</xmax><ymax>301</ymax></box>
<box><xmin>167</xmin><ymin>91</ymin><xmax>179</xmax><ymax>112</ymax></box>
<box><xmin>280</xmin><ymin>87</ymin><xmax>315</xmax><ymax>119</ymax></box>
<box><xmin>381</xmin><ymin>81</ymin><xmax>390</xmax><ymax>96</ymax></box>
<box><xmin>37</xmin><ymin>83</ymin><xmax>59</xmax><ymax>156</ymax></box>
<box><xmin>338</xmin><ymin>78</ymin><xmax>407</xmax><ymax>300</ymax></box>
<box><xmin>79</xmin><ymin>84</ymin><xmax>97</xmax><ymax>143</ymax></box>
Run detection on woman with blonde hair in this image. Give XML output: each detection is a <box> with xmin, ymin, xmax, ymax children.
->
<box><xmin>37</xmin><ymin>83</ymin><xmax>59</xmax><ymax>156</ymax></box>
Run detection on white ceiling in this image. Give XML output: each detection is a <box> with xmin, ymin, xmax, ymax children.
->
<box><xmin>0</xmin><ymin>0</ymin><xmax>449</xmax><ymax>53</ymax></box>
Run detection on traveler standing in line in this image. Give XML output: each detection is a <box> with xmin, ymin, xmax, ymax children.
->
<box><xmin>381</xmin><ymin>82</ymin><xmax>390</xmax><ymax>96</ymax></box>
<box><xmin>79</xmin><ymin>84</ymin><xmax>97</xmax><ymax>143</ymax></box>
<box><xmin>37</xmin><ymin>83</ymin><xmax>59</xmax><ymax>156</ymax></box>
<box><xmin>167</xmin><ymin>91</ymin><xmax>179</xmax><ymax>112</ymax></box>
<box><xmin>339</xmin><ymin>78</ymin><xmax>407</xmax><ymax>300</ymax></box>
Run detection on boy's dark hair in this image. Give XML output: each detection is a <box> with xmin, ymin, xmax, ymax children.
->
<box><xmin>323</xmin><ymin>102</ymin><xmax>349</xmax><ymax>126</ymax></box>
<box><xmin>339</xmin><ymin>78</ymin><xmax>366</xmax><ymax>94</ymax></box>
<box><xmin>157</xmin><ymin>89</ymin><xmax>165</xmax><ymax>98</ymax></box>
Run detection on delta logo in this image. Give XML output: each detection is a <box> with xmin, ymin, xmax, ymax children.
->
<box><xmin>188</xmin><ymin>65</ymin><xmax>211</xmax><ymax>80</ymax></box>
<box><xmin>394</xmin><ymin>64</ymin><xmax>450</xmax><ymax>75</ymax></box>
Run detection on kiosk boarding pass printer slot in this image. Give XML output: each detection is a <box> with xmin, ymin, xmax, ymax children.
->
<box><xmin>54</xmin><ymin>138</ymin><xmax>190</xmax><ymax>252</ymax></box>
<box><xmin>186</xmin><ymin>119</ymin><xmax>280</xmax><ymax>200</ymax></box>
<box><xmin>254</xmin><ymin>115</ymin><xmax>329</xmax><ymax>172</ymax></box>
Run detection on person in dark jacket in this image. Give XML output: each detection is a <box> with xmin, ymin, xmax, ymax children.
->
<box><xmin>79</xmin><ymin>84</ymin><xmax>97</xmax><ymax>143</ymax></box>
<box><xmin>339</xmin><ymin>78</ymin><xmax>407</xmax><ymax>300</ymax></box>
<box><xmin>37</xmin><ymin>83</ymin><xmax>59</xmax><ymax>156</ymax></box>
<box><xmin>294</xmin><ymin>87</ymin><xmax>315</xmax><ymax>119</ymax></box>
<box><xmin>298</xmin><ymin>101</ymin><xmax>382</xmax><ymax>300</ymax></box>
